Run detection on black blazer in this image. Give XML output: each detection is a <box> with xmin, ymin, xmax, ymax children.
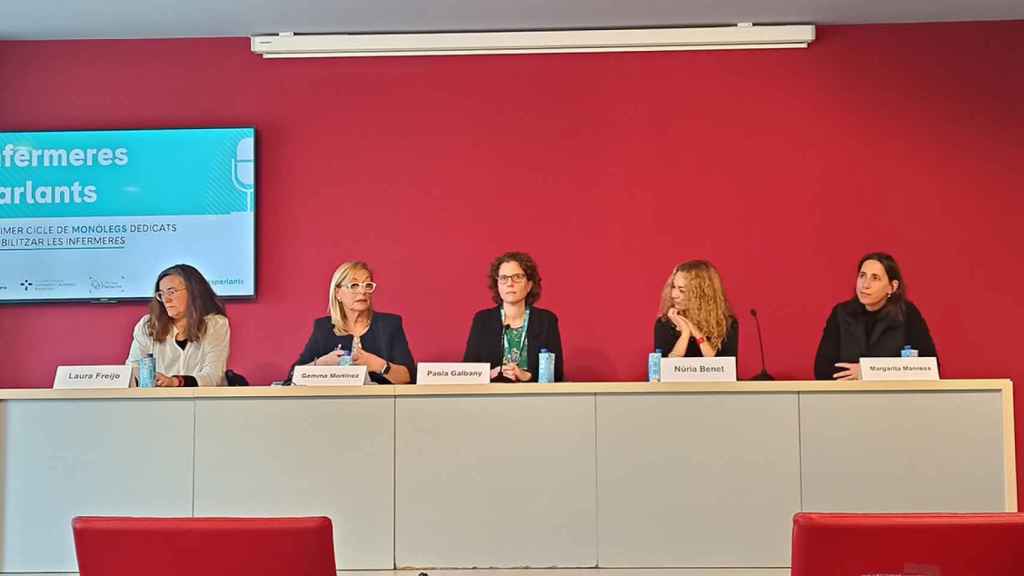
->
<box><xmin>463</xmin><ymin>306</ymin><xmax>564</xmax><ymax>382</ymax></box>
<box><xmin>813</xmin><ymin>298</ymin><xmax>937</xmax><ymax>380</ymax></box>
<box><xmin>288</xmin><ymin>312</ymin><xmax>416</xmax><ymax>384</ymax></box>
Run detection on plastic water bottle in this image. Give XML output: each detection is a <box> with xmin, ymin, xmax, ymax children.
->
<box><xmin>901</xmin><ymin>345</ymin><xmax>919</xmax><ymax>358</ymax></box>
<box><xmin>538</xmin><ymin>348</ymin><xmax>555</xmax><ymax>383</ymax></box>
<box><xmin>138</xmin><ymin>354</ymin><xmax>156</xmax><ymax>388</ymax></box>
<box><xmin>648</xmin><ymin>349</ymin><xmax>663</xmax><ymax>382</ymax></box>
<box><xmin>337</xmin><ymin>347</ymin><xmax>352</xmax><ymax>366</ymax></box>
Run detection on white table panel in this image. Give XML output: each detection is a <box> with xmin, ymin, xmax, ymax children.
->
<box><xmin>800</xmin><ymin>390</ymin><xmax>1006</xmax><ymax>512</ymax></box>
<box><xmin>193</xmin><ymin>397</ymin><xmax>395</xmax><ymax>569</ymax></box>
<box><xmin>0</xmin><ymin>399</ymin><xmax>194</xmax><ymax>572</ymax></box>
<box><xmin>597</xmin><ymin>393</ymin><xmax>801</xmax><ymax>567</ymax></box>
<box><xmin>396</xmin><ymin>395</ymin><xmax>598</xmax><ymax>567</ymax></box>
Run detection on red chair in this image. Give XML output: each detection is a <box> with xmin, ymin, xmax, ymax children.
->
<box><xmin>72</xmin><ymin>516</ymin><xmax>336</xmax><ymax>576</ymax></box>
<box><xmin>792</xmin><ymin>512</ymin><xmax>1024</xmax><ymax>576</ymax></box>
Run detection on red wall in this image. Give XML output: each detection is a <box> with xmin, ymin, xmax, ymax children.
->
<box><xmin>2</xmin><ymin>22</ymin><xmax>1023</xmax><ymax>488</ymax></box>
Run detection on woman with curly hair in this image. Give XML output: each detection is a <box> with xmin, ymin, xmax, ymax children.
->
<box><xmin>463</xmin><ymin>251</ymin><xmax>564</xmax><ymax>382</ymax></box>
<box><xmin>654</xmin><ymin>260</ymin><xmax>738</xmax><ymax>359</ymax></box>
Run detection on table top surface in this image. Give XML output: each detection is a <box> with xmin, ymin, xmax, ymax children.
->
<box><xmin>0</xmin><ymin>379</ymin><xmax>1012</xmax><ymax>400</ymax></box>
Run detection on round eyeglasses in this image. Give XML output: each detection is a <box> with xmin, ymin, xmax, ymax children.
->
<box><xmin>155</xmin><ymin>287</ymin><xmax>186</xmax><ymax>302</ymax></box>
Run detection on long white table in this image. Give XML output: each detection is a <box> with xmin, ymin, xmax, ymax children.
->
<box><xmin>0</xmin><ymin>380</ymin><xmax>1015</xmax><ymax>573</ymax></box>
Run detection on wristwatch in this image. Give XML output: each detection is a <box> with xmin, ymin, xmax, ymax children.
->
<box><xmin>379</xmin><ymin>360</ymin><xmax>391</xmax><ymax>376</ymax></box>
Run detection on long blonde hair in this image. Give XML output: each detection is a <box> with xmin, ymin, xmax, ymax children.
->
<box><xmin>658</xmin><ymin>260</ymin><xmax>734</xmax><ymax>351</ymax></box>
<box><xmin>327</xmin><ymin>261</ymin><xmax>373</xmax><ymax>336</ymax></box>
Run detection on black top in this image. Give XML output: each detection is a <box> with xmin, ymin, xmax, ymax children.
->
<box><xmin>653</xmin><ymin>317</ymin><xmax>740</xmax><ymax>359</ymax></box>
<box><xmin>463</xmin><ymin>306</ymin><xmax>565</xmax><ymax>382</ymax></box>
<box><xmin>288</xmin><ymin>312</ymin><xmax>416</xmax><ymax>384</ymax></box>
<box><xmin>172</xmin><ymin>339</ymin><xmax>198</xmax><ymax>387</ymax></box>
<box><xmin>813</xmin><ymin>298</ymin><xmax>938</xmax><ymax>380</ymax></box>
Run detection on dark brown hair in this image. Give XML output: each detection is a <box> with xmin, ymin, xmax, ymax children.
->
<box><xmin>855</xmin><ymin>252</ymin><xmax>906</xmax><ymax>317</ymax></box>
<box><xmin>147</xmin><ymin>264</ymin><xmax>227</xmax><ymax>342</ymax></box>
<box><xmin>488</xmin><ymin>251</ymin><xmax>542</xmax><ymax>307</ymax></box>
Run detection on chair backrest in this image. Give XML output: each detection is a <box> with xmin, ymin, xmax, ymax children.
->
<box><xmin>225</xmin><ymin>369</ymin><xmax>250</xmax><ymax>386</ymax></box>
<box><xmin>792</xmin><ymin>512</ymin><xmax>1024</xmax><ymax>576</ymax></box>
<box><xmin>72</xmin><ymin>516</ymin><xmax>336</xmax><ymax>576</ymax></box>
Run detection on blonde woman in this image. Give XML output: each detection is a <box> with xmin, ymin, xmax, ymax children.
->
<box><xmin>655</xmin><ymin>260</ymin><xmax>738</xmax><ymax>358</ymax></box>
<box><xmin>288</xmin><ymin>261</ymin><xmax>414</xmax><ymax>384</ymax></box>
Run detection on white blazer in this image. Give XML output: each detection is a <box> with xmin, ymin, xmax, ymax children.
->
<box><xmin>126</xmin><ymin>314</ymin><xmax>231</xmax><ymax>387</ymax></box>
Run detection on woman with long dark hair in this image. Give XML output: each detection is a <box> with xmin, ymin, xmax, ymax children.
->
<box><xmin>814</xmin><ymin>252</ymin><xmax>938</xmax><ymax>380</ymax></box>
<box><xmin>126</xmin><ymin>264</ymin><xmax>230</xmax><ymax>387</ymax></box>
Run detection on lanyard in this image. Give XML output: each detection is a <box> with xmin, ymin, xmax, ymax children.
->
<box><xmin>500</xmin><ymin>307</ymin><xmax>530</xmax><ymax>365</ymax></box>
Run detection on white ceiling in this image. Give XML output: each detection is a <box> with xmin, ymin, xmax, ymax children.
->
<box><xmin>1</xmin><ymin>0</ymin><xmax>1022</xmax><ymax>41</ymax></box>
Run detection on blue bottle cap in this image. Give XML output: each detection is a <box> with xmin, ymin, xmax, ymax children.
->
<box><xmin>655</xmin><ymin>348</ymin><xmax>663</xmax><ymax>354</ymax></box>
<box><xmin>540</xmin><ymin>348</ymin><xmax>550</xmax><ymax>353</ymax></box>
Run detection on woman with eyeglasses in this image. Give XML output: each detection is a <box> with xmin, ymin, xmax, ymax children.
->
<box><xmin>655</xmin><ymin>260</ymin><xmax>738</xmax><ymax>360</ymax></box>
<box><xmin>288</xmin><ymin>261</ymin><xmax>414</xmax><ymax>384</ymax></box>
<box><xmin>126</xmin><ymin>263</ymin><xmax>230</xmax><ymax>387</ymax></box>
<box><xmin>463</xmin><ymin>251</ymin><xmax>564</xmax><ymax>382</ymax></box>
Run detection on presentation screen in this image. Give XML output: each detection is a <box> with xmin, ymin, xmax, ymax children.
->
<box><xmin>0</xmin><ymin>127</ymin><xmax>255</xmax><ymax>302</ymax></box>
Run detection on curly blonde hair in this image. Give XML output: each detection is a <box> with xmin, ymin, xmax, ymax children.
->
<box><xmin>658</xmin><ymin>260</ymin><xmax>734</xmax><ymax>352</ymax></box>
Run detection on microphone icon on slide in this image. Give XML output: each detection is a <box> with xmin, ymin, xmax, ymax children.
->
<box><xmin>232</xmin><ymin>137</ymin><xmax>255</xmax><ymax>209</ymax></box>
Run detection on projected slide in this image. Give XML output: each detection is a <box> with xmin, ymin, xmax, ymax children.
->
<box><xmin>0</xmin><ymin>128</ymin><xmax>255</xmax><ymax>302</ymax></box>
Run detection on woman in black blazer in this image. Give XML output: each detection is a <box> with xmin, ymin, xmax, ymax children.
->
<box><xmin>289</xmin><ymin>261</ymin><xmax>415</xmax><ymax>384</ymax></box>
<box><xmin>463</xmin><ymin>252</ymin><xmax>564</xmax><ymax>382</ymax></box>
<box><xmin>814</xmin><ymin>252</ymin><xmax>938</xmax><ymax>380</ymax></box>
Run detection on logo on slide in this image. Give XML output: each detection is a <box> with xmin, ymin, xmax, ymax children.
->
<box><xmin>89</xmin><ymin>275</ymin><xmax>127</xmax><ymax>294</ymax></box>
<box><xmin>19</xmin><ymin>280</ymin><xmax>33</xmax><ymax>291</ymax></box>
<box><xmin>232</xmin><ymin>137</ymin><xmax>255</xmax><ymax>193</ymax></box>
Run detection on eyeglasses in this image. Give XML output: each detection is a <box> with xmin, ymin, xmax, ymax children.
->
<box><xmin>496</xmin><ymin>273</ymin><xmax>528</xmax><ymax>284</ymax></box>
<box><xmin>337</xmin><ymin>281</ymin><xmax>377</xmax><ymax>293</ymax></box>
<box><xmin>155</xmin><ymin>287</ymin><xmax>186</xmax><ymax>302</ymax></box>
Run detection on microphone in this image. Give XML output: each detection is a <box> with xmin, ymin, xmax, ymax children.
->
<box><xmin>496</xmin><ymin>323</ymin><xmax>513</xmax><ymax>380</ymax></box>
<box><xmin>501</xmin><ymin>323</ymin><xmax>511</xmax><ymax>361</ymax></box>
<box><xmin>749</xmin><ymin>308</ymin><xmax>774</xmax><ymax>381</ymax></box>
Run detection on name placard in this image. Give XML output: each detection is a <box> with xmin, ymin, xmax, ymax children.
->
<box><xmin>417</xmin><ymin>362</ymin><xmax>491</xmax><ymax>385</ymax></box>
<box><xmin>292</xmin><ymin>365</ymin><xmax>369</xmax><ymax>386</ymax></box>
<box><xmin>860</xmin><ymin>357</ymin><xmax>940</xmax><ymax>381</ymax></box>
<box><xmin>53</xmin><ymin>365</ymin><xmax>132</xmax><ymax>389</ymax></box>
<box><xmin>660</xmin><ymin>357</ymin><xmax>738</xmax><ymax>382</ymax></box>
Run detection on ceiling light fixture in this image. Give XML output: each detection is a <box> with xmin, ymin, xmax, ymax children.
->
<box><xmin>251</xmin><ymin>24</ymin><xmax>815</xmax><ymax>59</ymax></box>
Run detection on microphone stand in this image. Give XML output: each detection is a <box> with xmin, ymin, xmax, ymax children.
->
<box><xmin>750</xmin><ymin>308</ymin><xmax>775</xmax><ymax>381</ymax></box>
